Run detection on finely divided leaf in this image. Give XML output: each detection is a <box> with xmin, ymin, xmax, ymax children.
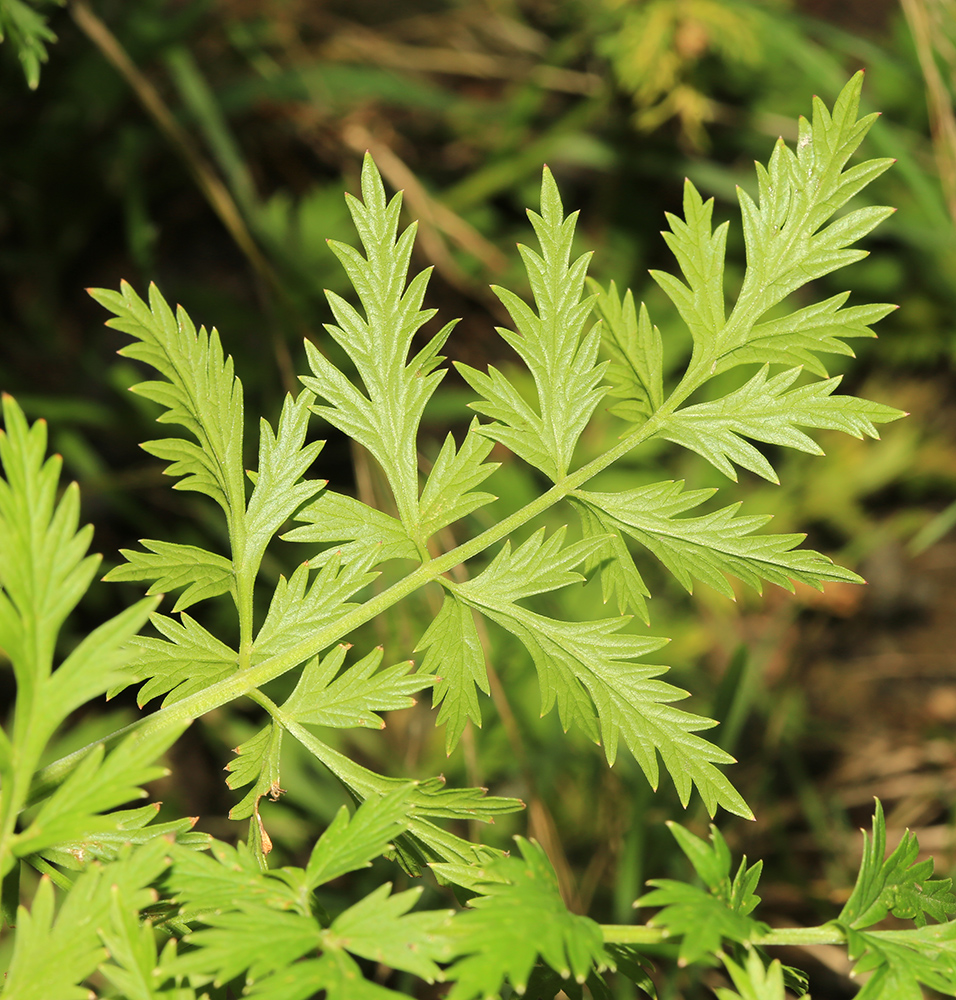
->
<box><xmin>574</xmin><ymin>480</ymin><xmax>862</xmax><ymax>599</ymax></box>
<box><xmin>282</xmin><ymin>724</ymin><xmax>521</xmax><ymax>873</ymax></box>
<box><xmin>729</xmin><ymin>74</ymin><xmax>895</xmax><ymax>327</ymax></box>
<box><xmin>455</xmin><ymin>536</ymin><xmax>750</xmax><ymax>816</ymax></box>
<box><xmin>639</xmin><ymin>881</ymin><xmax>760</xmax><ymax>967</ymax></box>
<box><xmin>103</xmin><ymin>540</ymin><xmax>234</xmax><ymax>613</ymax></box>
<box><xmin>40</xmin><ymin>803</ymin><xmax>206</xmax><ymax>870</ymax></box>
<box><xmin>283</xmin><ymin>490</ymin><xmax>417</xmax><ymax>566</ymax></box>
<box><xmin>716</xmin><ymin>948</ymin><xmax>789</xmax><ymax>1000</ymax></box>
<box><xmin>327</xmin><ymin>884</ymin><xmax>452</xmax><ymax>982</ymax></box>
<box><xmin>659</xmin><ymin>366</ymin><xmax>904</xmax><ymax>483</ymax></box>
<box><xmin>457</xmin><ymin>167</ymin><xmax>607</xmax><ymax>480</ymax></box>
<box><xmin>130</xmin><ymin>611</ymin><xmax>238</xmax><ymax>707</ymax></box>
<box><xmin>225</xmin><ymin>721</ymin><xmax>284</xmax><ymax>822</ymax></box>
<box><xmin>245</xmin><ymin>951</ymin><xmax>406</xmax><ymax>1000</ymax></box>
<box><xmin>444</xmin><ymin>837</ymin><xmax>610</xmax><ymax>999</ymax></box>
<box><xmin>638</xmin><ymin>823</ymin><xmax>766</xmax><ymax>965</ymax></box>
<box><xmin>839</xmin><ymin>800</ymin><xmax>956</xmax><ymax>930</ymax></box>
<box><xmin>244</xmin><ymin>389</ymin><xmax>326</xmax><ymax>569</ymax></box>
<box><xmin>847</xmin><ymin>922</ymin><xmax>956</xmax><ymax>999</ymax></box>
<box><xmin>0</xmin><ymin>395</ymin><xmax>100</xmax><ymax>700</ymax></box>
<box><xmin>304</xmin><ymin>788</ymin><xmax>415</xmax><ymax>889</ymax></box>
<box><xmin>650</xmin><ymin>179</ymin><xmax>728</xmax><ymax>353</ymax></box>
<box><xmin>589</xmin><ymin>279</ymin><xmax>664</xmax><ymax>420</ymax></box>
<box><xmin>301</xmin><ymin>153</ymin><xmax>452</xmax><ymax>532</ymax></box>
<box><xmin>714</xmin><ymin>293</ymin><xmax>895</xmax><ymax>378</ymax></box>
<box><xmin>42</xmin><ymin>595</ymin><xmax>159</xmax><ymax>736</ymax></box>
<box><xmin>97</xmin><ymin>883</ymin><xmax>176</xmax><ymax>1000</ymax></box>
<box><xmin>415</xmin><ymin>595</ymin><xmax>489</xmax><ymax>755</ymax></box>
<box><xmin>419</xmin><ymin>420</ymin><xmax>499</xmax><ymax>538</ymax></box>
<box><xmin>89</xmin><ymin>282</ymin><xmax>245</xmax><ymax>518</ymax></box>
<box><xmin>572</xmin><ymin>498</ymin><xmax>651</xmax><ymax>621</ymax></box>
<box><xmin>3</xmin><ymin>840</ymin><xmax>172</xmax><ymax>1000</ymax></box>
<box><xmin>634</xmin><ymin>72</ymin><xmax>896</xmax><ymax>423</ymax></box>
<box><xmin>282</xmin><ymin>644</ymin><xmax>432</xmax><ymax>730</ymax></box>
<box><xmin>464</xmin><ymin>526</ymin><xmax>604</xmax><ymax>604</ymax></box>
<box><xmin>252</xmin><ymin>550</ymin><xmax>378</xmax><ymax>665</ymax></box>
<box><xmin>14</xmin><ymin>724</ymin><xmax>186</xmax><ymax>859</ymax></box>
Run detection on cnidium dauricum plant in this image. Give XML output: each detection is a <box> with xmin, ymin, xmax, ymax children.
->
<box><xmin>2</xmin><ymin>71</ymin><xmax>954</xmax><ymax>1000</ymax></box>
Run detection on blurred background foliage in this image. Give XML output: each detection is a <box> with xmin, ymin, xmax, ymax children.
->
<box><xmin>3</xmin><ymin>0</ymin><xmax>956</xmax><ymax>996</ymax></box>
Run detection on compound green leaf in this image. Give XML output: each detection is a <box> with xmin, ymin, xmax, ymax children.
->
<box><xmin>327</xmin><ymin>883</ymin><xmax>452</xmax><ymax>981</ymax></box>
<box><xmin>166</xmin><ymin>838</ymin><xmax>302</xmax><ymax>919</ymax></box>
<box><xmin>0</xmin><ymin>0</ymin><xmax>60</xmax><ymax>90</ymax></box>
<box><xmin>638</xmin><ymin>824</ymin><xmax>766</xmax><ymax>965</ymax></box>
<box><xmin>170</xmin><ymin>907</ymin><xmax>318</xmax><ymax>985</ymax></box>
<box><xmin>715</xmin><ymin>948</ymin><xmax>788</xmax><ymax>1000</ymax></box>
<box><xmin>103</xmin><ymin>540</ymin><xmax>234</xmax><ymax>613</ymax></box>
<box><xmin>457</xmin><ymin>167</ymin><xmax>607</xmax><ymax>480</ymax></box>
<box><xmin>638</xmin><ymin>880</ymin><xmax>762</xmax><ymax>966</ymax></box>
<box><xmin>40</xmin><ymin>803</ymin><xmax>206</xmax><ymax>870</ymax></box>
<box><xmin>97</xmin><ymin>882</ymin><xmax>177</xmax><ymax>1000</ymax></box>
<box><xmin>470</xmin><ymin>601</ymin><xmax>746</xmax><ymax>816</ymax></box>
<box><xmin>244</xmin><ymin>388</ymin><xmax>326</xmax><ymax>571</ymax></box>
<box><xmin>463</xmin><ymin>526</ymin><xmax>605</xmax><ymax>604</ymax></box>
<box><xmin>130</xmin><ymin>611</ymin><xmax>238</xmax><ymax>707</ymax></box>
<box><xmin>282</xmin><ymin>644</ymin><xmax>432</xmax><ymax>730</ymax></box>
<box><xmin>419</xmin><ymin>420</ymin><xmax>499</xmax><ymax>538</ymax></box>
<box><xmin>282</xmin><ymin>724</ymin><xmax>520</xmax><ymax>873</ymax></box>
<box><xmin>649</xmin><ymin>179</ymin><xmax>728</xmax><ymax>353</ymax></box>
<box><xmin>253</xmin><ymin>550</ymin><xmax>378</xmax><ymax>664</ymax></box>
<box><xmin>455</xmin><ymin>543</ymin><xmax>750</xmax><ymax>817</ymax></box>
<box><xmin>659</xmin><ymin>366</ymin><xmax>904</xmax><ymax>483</ymax></box>
<box><xmin>225</xmin><ymin>721</ymin><xmax>284</xmax><ymax>822</ymax></box>
<box><xmin>415</xmin><ymin>594</ymin><xmax>488</xmax><ymax>755</ymax></box>
<box><xmin>663</xmin><ymin>821</ymin><xmax>763</xmax><ymax>912</ymax></box>
<box><xmin>301</xmin><ymin>154</ymin><xmax>452</xmax><ymax>532</ymax></box>
<box><xmin>16</xmin><ymin>724</ymin><xmax>186</xmax><ymax>859</ymax></box>
<box><xmin>848</xmin><ymin>922</ymin><xmax>956</xmax><ymax>999</ymax></box>
<box><xmin>714</xmin><ymin>293</ymin><xmax>895</xmax><ymax>378</ymax></box>
<box><xmin>2</xmin><ymin>840</ymin><xmax>171</xmax><ymax>1000</ymax></box>
<box><xmin>246</xmin><ymin>951</ymin><xmax>405</xmax><ymax>1000</ymax></box>
<box><xmin>282</xmin><ymin>490</ymin><xmax>417</xmax><ymax>566</ymax></box>
<box><xmin>89</xmin><ymin>282</ymin><xmax>246</xmax><ymax>520</ymax></box>
<box><xmin>444</xmin><ymin>837</ymin><xmax>610</xmax><ymax>999</ymax></box>
<box><xmin>839</xmin><ymin>800</ymin><xmax>956</xmax><ymax>930</ymax></box>
<box><xmin>572</xmin><ymin>498</ymin><xmax>650</xmax><ymax>621</ymax></box>
<box><xmin>590</xmin><ymin>279</ymin><xmax>664</xmax><ymax>419</ymax></box>
<box><xmin>41</xmin><ymin>593</ymin><xmax>158</xmax><ymax>729</ymax></box>
<box><xmin>0</xmin><ymin>395</ymin><xmax>99</xmax><ymax>703</ymax></box>
<box><xmin>635</xmin><ymin>72</ymin><xmax>896</xmax><ymax>413</ymax></box>
<box><xmin>304</xmin><ymin>788</ymin><xmax>414</xmax><ymax>889</ymax></box>
<box><xmin>574</xmin><ymin>480</ymin><xmax>862</xmax><ymax>599</ymax></box>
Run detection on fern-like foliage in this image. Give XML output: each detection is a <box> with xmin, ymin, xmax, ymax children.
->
<box><xmin>0</xmin><ymin>0</ymin><xmax>61</xmax><ymax>90</ymax></box>
<box><xmin>4</xmin><ymin>73</ymin><xmax>948</xmax><ymax>1000</ymax></box>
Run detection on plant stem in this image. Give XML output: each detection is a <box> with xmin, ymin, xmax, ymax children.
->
<box><xmin>600</xmin><ymin>923</ymin><xmax>848</xmax><ymax>947</ymax></box>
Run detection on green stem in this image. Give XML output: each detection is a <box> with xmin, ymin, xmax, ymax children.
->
<box><xmin>30</xmin><ymin>411</ymin><xmax>670</xmax><ymax>804</ymax></box>
<box><xmin>600</xmin><ymin>922</ymin><xmax>848</xmax><ymax>947</ymax></box>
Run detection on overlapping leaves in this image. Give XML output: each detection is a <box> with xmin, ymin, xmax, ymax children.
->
<box><xmin>0</xmin><ymin>397</ymin><xmax>189</xmax><ymax>883</ymax></box>
<box><xmin>637</xmin><ymin>822</ymin><xmax>766</xmax><ymax>965</ymax></box>
<box><xmin>7</xmin><ymin>71</ymin><xmax>949</xmax><ymax>1000</ymax></box>
<box><xmin>836</xmin><ymin>801</ymin><xmax>956</xmax><ymax>998</ymax></box>
<box><xmin>441</xmin><ymin>838</ymin><xmax>611</xmax><ymax>1000</ymax></box>
<box><xmin>451</xmin><ymin>527</ymin><xmax>751</xmax><ymax>818</ymax></box>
